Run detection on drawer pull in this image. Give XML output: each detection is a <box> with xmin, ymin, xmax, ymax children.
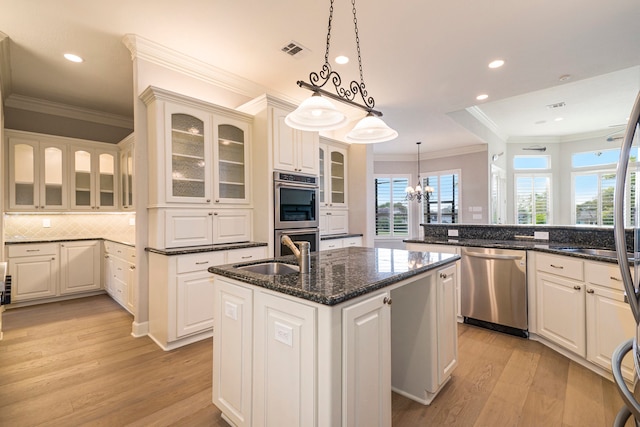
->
<box><xmin>26</xmin><ymin>249</ymin><xmax>40</xmax><ymax>252</ymax></box>
<box><xmin>550</xmin><ymin>264</ymin><xmax>564</xmax><ymax>269</ymax></box>
<box><xmin>241</xmin><ymin>256</ymin><xmax>253</xmax><ymax>259</ymax></box>
<box><xmin>383</xmin><ymin>297</ymin><xmax>392</xmax><ymax>305</ymax></box>
<box><xmin>573</xmin><ymin>285</ymin><xmax>581</xmax><ymax>290</ymax></box>
<box><xmin>195</xmin><ymin>261</ymin><xmax>210</xmax><ymax>265</ymax></box>
<box><xmin>440</xmin><ymin>273</ymin><xmax>448</xmax><ymax>279</ymax></box>
<box><xmin>610</xmin><ymin>276</ymin><xmax>622</xmax><ymax>281</ymax></box>
<box><xmin>586</xmin><ymin>289</ymin><xmax>595</xmax><ymax>294</ymax></box>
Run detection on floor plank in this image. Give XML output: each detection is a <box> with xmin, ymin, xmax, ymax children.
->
<box><xmin>0</xmin><ymin>295</ymin><xmax>634</xmax><ymax>426</ymax></box>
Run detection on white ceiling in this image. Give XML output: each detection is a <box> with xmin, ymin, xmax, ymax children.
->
<box><xmin>0</xmin><ymin>0</ymin><xmax>638</xmax><ymax>154</ymax></box>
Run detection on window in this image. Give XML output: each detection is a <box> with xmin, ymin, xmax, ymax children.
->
<box><xmin>374</xmin><ymin>176</ymin><xmax>410</xmax><ymax>237</ymax></box>
<box><xmin>571</xmin><ymin>148</ymin><xmax>637</xmax><ymax>226</ymax></box>
<box><xmin>514</xmin><ymin>174</ymin><xmax>551</xmax><ymax>224</ymax></box>
<box><xmin>421</xmin><ymin>171</ymin><xmax>459</xmax><ymax>224</ymax></box>
<box><xmin>513</xmin><ymin>155</ymin><xmax>550</xmax><ymax>170</ymax></box>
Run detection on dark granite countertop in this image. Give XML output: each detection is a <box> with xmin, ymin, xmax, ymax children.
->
<box><xmin>208</xmin><ymin>246</ymin><xmax>459</xmax><ymax>306</ymax></box>
<box><xmin>320</xmin><ymin>233</ymin><xmax>363</xmax><ymax>241</ymax></box>
<box><xmin>146</xmin><ymin>241</ymin><xmax>268</xmax><ymax>256</ymax></box>
<box><xmin>5</xmin><ymin>237</ymin><xmax>135</xmax><ymax>246</ymax></box>
<box><xmin>404</xmin><ymin>237</ymin><xmax>629</xmax><ymax>264</ymax></box>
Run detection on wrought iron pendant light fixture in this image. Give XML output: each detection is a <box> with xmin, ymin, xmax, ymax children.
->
<box><xmin>406</xmin><ymin>142</ymin><xmax>434</xmax><ymax>202</ymax></box>
<box><xmin>285</xmin><ymin>0</ymin><xmax>398</xmax><ymax>143</ymax></box>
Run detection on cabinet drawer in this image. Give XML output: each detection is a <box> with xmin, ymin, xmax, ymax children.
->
<box><xmin>226</xmin><ymin>246</ymin><xmax>267</xmax><ymax>264</ymax></box>
<box><xmin>104</xmin><ymin>241</ymin><xmax>116</xmax><ymax>254</ymax></box>
<box><xmin>177</xmin><ymin>252</ymin><xmax>226</xmax><ymax>274</ymax></box>
<box><xmin>320</xmin><ymin>239</ymin><xmax>342</xmax><ymax>251</ymax></box>
<box><xmin>8</xmin><ymin>243</ymin><xmax>58</xmax><ymax>257</ymax></box>
<box><xmin>585</xmin><ymin>261</ymin><xmax>629</xmax><ymax>291</ymax></box>
<box><xmin>112</xmin><ymin>258</ymin><xmax>130</xmax><ymax>282</ymax></box>
<box><xmin>126</xmin><ymin>247</ymin><xmax>136</xmax><ymax>264</ymax></box>
<box><xmin>342</xmin><ymin>237</ymin><xmax>362</xmax><ymax>248</ymax></box>
<box><xmin>536</xmin><ymin>253</ymin><xmax>584</xmax><ymax>281</ymax></box>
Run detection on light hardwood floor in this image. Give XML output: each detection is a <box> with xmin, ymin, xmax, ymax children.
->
<box><xmin>0</xmin><ymin>294</ymin><xmax>633</xmax><ymax>426</ymax></box>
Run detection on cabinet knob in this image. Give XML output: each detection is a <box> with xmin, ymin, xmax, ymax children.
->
<box><xmin>206</xmin><ymin>199</ymin><xmax>211</xmax><ymax>202</ymax></box>
<box><xmin>208</xmin><ymin>212</ymin><xmax>213</xmax><ymax>216</ymax></box>
<box><xmin>586</xmin><ymin>289</ymin><xmax>595</xmax><ymax>294</ymax></box>
<box><xmin>214</xmin><ymin>212</ymin><xmax>218</xmax><ymax>216</ymax></box>
<box><xmin>383</xmin><ymin>297</ymin><xmax>392</xmax><ymax>305</ymax></box>
<box><xmin>40</xmin><ymin>206</ymin><xmax>44</xmax><ymax>209</ymax></box>
<box><xmin>105</xmin><ymin>255</ymin><xmax>109</xmax><ymax>258</ymax></box>
<box><xmin>130</xmin><ymin>266</ymin><xmax>136</xmax><ymax>270</ymax></box>
<box><xmin>96</xmin><ymin>206</ymin><xmax>100</xmax><ymax>209</ymax></box>
<box><xmin>440</xmin><ymin>272</ymin><xmax>448</xmax><ymax>279</ymax></box>
<box><xmin>51</xmin><ymin>257</ymin><xmax>55</xmax><ymax>260</ymax></box>
<box><xmin>215</xmin><ymin>199</ymin><xmax>220</xmax><ymax>203</ymax></box>
<box><xmin>573</xmin><ymin>285</ymin><xmax>581</xmax><ymax>290</ymax></box>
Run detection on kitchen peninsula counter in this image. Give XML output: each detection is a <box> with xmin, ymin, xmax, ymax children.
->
<box><xmin>209</xmin><ymin>246</ymin><xmax>460</xmax><ymax>427</ymax></box>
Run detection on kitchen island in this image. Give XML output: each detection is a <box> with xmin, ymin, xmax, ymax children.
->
<box><xmin>208</xmin><ymin>246</ymin><xmax>460</xmax><ymax>427</ymax></box>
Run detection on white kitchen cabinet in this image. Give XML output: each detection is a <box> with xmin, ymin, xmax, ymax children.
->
<box><xmin>213</xmin><ymin>117</ymin><xmax>251</xmax><ymax>204</ymax></box>
<box><xmin>118</xmin><ymin>134</ymin><xmax>135</xmax><ymax>210</ymax></box>
<box><xmin>319</xmin><ymin>209</ymin><xmax>349</xmax><ymax>235</ymax></box>
<box><xmin>59</xmin><ymin>240</ymin><xmax>101</xmax><ymax>295</ymax></box>
<box><xmin>320</xmin><ymin>235</ymin><xmax>362</xmax><ymax>252</ymax></box>
<box><xmin>253</xmin><ymin>291</ymin><xmax>317</xmax><ymax>427</ymax></box>
<box><xmin>70</xmin><ymin>147</ymin><xmax>118</xmax><ymax>211</ymax></box>
<box><xmin>148</xmin><ymin>245</ymin><xmax>267</xmax><ymax>350</ymax></box>
<box><xmin>157</xmin><ymin>208</ymin><xmax>252</xmax><ymax>249</ymax></box>
<box><xmin>8</xmin><ymin>136</ymin><xmax>68</xmax><ymax>211</ymax></box>
<box><xmin>142</xmin><ymin>86</ymin><xmax>253</xmax><ymax>208</ymax></box>
<box><xmin>104</xmin><ymin>241</ymin><xmax>136</xmax><ymax>314</ymax></box>
<box><xmin>405</xmin><ymin>243</ymin><xmax>461</xmax><ymax>319</ymax></box>
<box><xmin>213</xmin><ymin>278</ymin><xmax>254</xmax><ymax>427</ymax></box>
<box><xmin>436</xmin><ymin>264</ymin><xmax>458</xmax><ymax>385</ymax></box>
<box><xmin>319</xmin><ymin>139</ymin><xmax>348</xmax><ymax>208</ymax></box>
<box><xmin>7</xmin><ymin>243</ymin><xmax>59</xmax><ymax>302</ymax></box>
<box><xmin>343</xmin><ymin>291</ymin><xmax>391</xmax><ymax>427</ymax></box>
<box><xmin>585</xmin><ymin>261</ymin><xmax>636</xmax><ymax>382</ymax></box>
<box><xmin>272</xmin><ymin>106</ymin><xmax>319</xmax><ymax>175</ymax></box>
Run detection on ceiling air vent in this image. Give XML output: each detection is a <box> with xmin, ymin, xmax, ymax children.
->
<box><xmin>281</xmin><ymin>40</ymin><xmax>309</xmax><ymax>58</ymax></box>
<box><xmin>546</xmin><ymin>101</ymin><xmax>566</xmax><ymax>110</ymax></box>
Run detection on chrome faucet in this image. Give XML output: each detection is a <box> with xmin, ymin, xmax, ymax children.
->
<box><xmin>281</xmin><ymin>235</ymin><xmax>311</xmax><ymax>274</ymax></box>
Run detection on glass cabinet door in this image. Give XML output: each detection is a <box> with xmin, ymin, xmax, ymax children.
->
<box><xmin>170</xmin><ymin>112</ymin><xmax>208</xmax><ymax>201</ymax></box>
<box><xmin>120</xmin><ymin>148</ymin><xmax>134</xmax><ymax>209</ymax></box>
<box><xmin>330</xmin><ymin>150</ymin><xmax>345</xmax><ymax>205</ymax></box>
<box><xmin>216</xmin><ymin>121</ymin><xmax>248</xmax><ymax>203</ymax></box>
<box><xmin>41</xmin><ymin>146</ymin><xmax>66</xmax><ymax>209</ymax></box>
<box><xmin>10</xmin><ymin>140</ymin><xmax>37</xmax><ymax>209</ymax></box>
<box><xmin>73</xmin><ymin>150</ymin><xmax>93</xmax><ymax>209</ymax></box>
<box><xmin>99</xmin><ymin>153</ymin><xmax>115</xmax><ymax>208</ymax></box>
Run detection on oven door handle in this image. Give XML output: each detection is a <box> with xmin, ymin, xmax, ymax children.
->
<box><xmin>275</xmin><ymin>181</ymin><xmax>319</xmax><ymax>190</ymax></box>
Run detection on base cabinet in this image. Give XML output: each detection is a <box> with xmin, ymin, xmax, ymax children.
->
<box><xmin>212</xmin><ymin>264</ymin><xmax>457</xmax><ymax>427</ymax></box>
<box><xmin>7</xmin><ymin>246</ymin><xmax>59</xmax><ymax>302</ymax></box>
<box><xmin>320</xmin><ymin>236</ymin><xmax>362</xmax><ymax>252</ymax></box>
<box><xmin>60</xmin><ymin>240</ymin><xmax>101</xmax><ymax>295</ymax></box>
<box><xmin>104</xmin><ymin>241</ymin><xmax>136</xmax><ymax>314</ymax></box>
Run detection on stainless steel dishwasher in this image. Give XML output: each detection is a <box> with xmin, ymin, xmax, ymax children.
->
<box><xmin>460</xmin><ymin>247</ymin><xmax>528</xmax><ymax>337</ymax></box>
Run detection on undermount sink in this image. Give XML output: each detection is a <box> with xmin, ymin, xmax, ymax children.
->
<box><xmin>235</xmin><ymin>261</ymin><xmax>300</xmax><ymax>275</ymax></box>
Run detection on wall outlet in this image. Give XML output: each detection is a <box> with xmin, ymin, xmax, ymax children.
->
<box><xmin>224</xmin><ymin>301</ymin><xmax>238</xmax><ymax>320</ymax></box>
<box><xmin>534</xmin><ymin>231</ymin><xmax>549</xmax><ymax>240</ymax></box>
<box><xmin>275</xmin><ymin>321</ymin><xmax>293</xmax><ymax>347</ymax></box>
<box><xmin>448</xmin><ymin>229</ymin><xmax>459</xmax><ymax>237</ymax></box>
<box><xmin>129</xmin><ymin>218</ymin><xmax>136</xmax><ymax>226</ymax></box>
<box><xmin>42</xmin><ymin>218</ymin><xmax>51</xmax><ymax>228</ymax></box>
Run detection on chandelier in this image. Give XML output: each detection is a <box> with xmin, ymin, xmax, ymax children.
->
<box><xmin>405</xmin><ymin>142</ymin><xmax>434</xmax><ymax>202</ymax></box>
<box><xmin>284</xmin><ymin>0</ymin><xmax>398</xmax><ymax>144</ymax></box>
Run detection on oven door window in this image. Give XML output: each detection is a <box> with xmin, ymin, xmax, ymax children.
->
<box><xmin>279</xmin><ymin>232</ymin><xmax>318</xmax><ymax>256</ymax></box>
<box><xmin>279</xmin><ymin>187</ymin><xmax>317</xmax><ymax>222</ymax></box>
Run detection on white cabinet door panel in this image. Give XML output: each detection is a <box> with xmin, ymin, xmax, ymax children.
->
<box><xmin>176</xmin><ymin>272</ymin><xmax>215</xmax><ymax>338</ymax></box>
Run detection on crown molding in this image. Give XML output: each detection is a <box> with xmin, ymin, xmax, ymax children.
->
<box><xmin>123</xmin><ymin>34</ymin><xmax>299</xmax><ymax>105</ymax></box>
<box><xmin>374</xmin><ymin>143</ymin><xmax>486</xmax><ymax>162</ymax></box>
<box><xmin>4</xmin><ymin>94</ymin><xmax>133</xmax><ymax>128</ymax></box>
<box><xmin>0</xmin><ymin>31</ymin><xmax>12</xmax><ymax>100</ymax></box>
<box><xmin>465</xmin><ymin>106</ymin><xmax>508</xmax><ymax>141</ymax></box>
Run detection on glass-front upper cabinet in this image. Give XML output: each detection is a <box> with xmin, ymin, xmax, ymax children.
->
<box><xmin>71</xmin><ymin>148</ymin><xmax>118</xmax><ymax>210</ymax></box>
<box><xmin>8</xmin><ymin>137</ymin><xmax>68</xmax><ymax>211</ymax></box>
<box><xmin>319</xmin><ymin>141</ymin><xmax>347</xmax><ymax>208</ymax></box>
<box><xmin>167</xmin><ymin>105</ymin><xmax>212</xmax><ymax>204</ymax></box>
<box><xmin>214</xmin><ymin>117</ymin><xmax>250</xmax><ymax>204</ymax></box>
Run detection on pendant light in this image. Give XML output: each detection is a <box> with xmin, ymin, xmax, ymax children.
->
<box><xmin>285</xmin><ymin>0</ymin><xmax>398</xmax><ymax>143</ymax></box>
<box><xmin>405</xmin><ymin>142</ymin><xmax>433</xmax><ymax>202</ymax></box>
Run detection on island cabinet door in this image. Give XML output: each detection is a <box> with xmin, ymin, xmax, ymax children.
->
<box><xmin>253</xmin><ymin>291</ymin><xmax>317</xmax><ymax>427</ymax></box>
<box><xmin>212</xmin><ymin>278</ymin><xmax>253</xmax><ymax>427</ymax></box>
<box><xmin>437</xmin><ymin>263</ymin><xmax>459</xmax><ymax>386</ymax></box>
<box><xmin>343</xmin><ymin>291</ymin><xmax>392</xmax><ymax>427</ymax></box>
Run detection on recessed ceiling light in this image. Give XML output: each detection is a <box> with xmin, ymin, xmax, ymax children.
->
<box><xmin>335</xmin><ymin>55</ymin><xmax>349</xmax><ymax>65</ymax></box>
<box><xmin>476</xmin><ymin>94</ymin><xmax>489</xmax><ymax>101</ymax></box>
<box><xmin>488</xmin><ymin>59</ymin><xmax>504</xmax><ymax>69</ymax></box>
<box><xmin>559</xmin><ymin>74</ymin><xmax>571</xmax><ymax>82</ymax></box>
<box><xmin>554</xmin><ymin>117</ymin><xmax>564</xmax><ymax>122</ymax></box>
<box><xmin>64</xmin><ymin>53</ymin><xmax>84</xmax><ymax>63</ymax></box>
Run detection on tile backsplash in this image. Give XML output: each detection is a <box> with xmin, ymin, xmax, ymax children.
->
<box><xmin>4</xmin><ymin>213</ymin><xmax>136</xmax><ymax>244</ymax></box>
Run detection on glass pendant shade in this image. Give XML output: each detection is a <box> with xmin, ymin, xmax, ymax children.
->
<box><xmin>345</xmin><ymin>113</ymin><xmax>398</xmax><ymax>144</ymax></box>
<box><xmin>285</xmin><ymin>94</ymin><xmax>349</xmax><ymax>131</ymax></box>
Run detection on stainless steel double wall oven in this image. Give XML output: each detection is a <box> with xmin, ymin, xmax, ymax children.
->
<box><xmin>273</xmin><ymin>171</ymin><xmax>319</xmax><ymax>257</ymax></box>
